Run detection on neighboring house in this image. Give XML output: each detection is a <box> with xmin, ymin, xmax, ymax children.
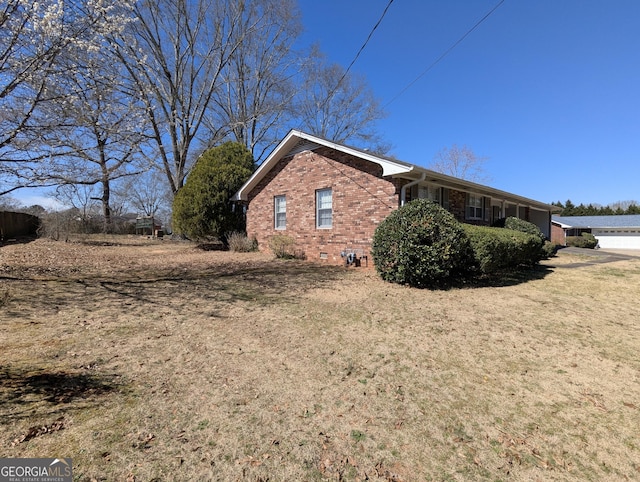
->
<box><xmin>552</xmin><ymin>215</ymin><xmax>640</xmax><ymax>249</ymax></box>
<box><xmin>232</xmin><ymin>130</ymin><xmax>559</xmax><ymax>265</ymax></box>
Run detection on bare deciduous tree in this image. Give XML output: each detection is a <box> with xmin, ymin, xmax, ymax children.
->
<box><xmin>116</xmin><ymin>169</ymin><xmax>170</xmax><ymax>218</ymax></box>
<box><xmin>429</xmin><ymin>144</ymin><xmax>490</xmax><ymax>183</ymax></box>
<box><xmin>296</xmin><ymin>48</ymin><xmax>388</xmax><ymax>153</ymax></box>
<box><xmin>0</xmin><ymin>0</ymin><xmax>135</xmax><ymax>196</ymax></box>
<box><xmin>32</xmin><ymin>51</ymin><xmax>147</xmax><ymax>232</ymax></box>
<box><xmin>113</xmin><ymin>0</ymin><xmax>250</xmax><ymax>196</ymax></box>
<box><xmin>207</xmin><ymin>0</ymin><xmax>302</xmax><ymax>163</ymax></box>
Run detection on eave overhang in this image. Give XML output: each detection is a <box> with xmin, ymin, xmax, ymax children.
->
<box><xmin>231</xmin><ymin>130</ymin><xmax>414</xmax><ymax>201</ymax></box>
<box><xmin>232</xmin><ymin>130</ymin><xmax>558</xmax><ymax>214</ymax></box>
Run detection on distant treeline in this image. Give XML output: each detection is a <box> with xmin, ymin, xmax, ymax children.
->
<box><xmin>552</xmin><ymin>200</ymin><xmax>640</xmax><ymax>217</ymax></box>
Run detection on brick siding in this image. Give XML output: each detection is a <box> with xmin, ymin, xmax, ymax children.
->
<box><xmin>246</xmin><ymin>148</ymin><xmax>498</xmax><ymax>265</ymax></box>
<box><xmin>551</xmin><ymin>223</ymin><xmax>566</xmax><ymax>245</ymax></box>
<box><xmin>246</xmin><ymin>148</ymin><xmax>399</xmax><ymax>264</ymax></box>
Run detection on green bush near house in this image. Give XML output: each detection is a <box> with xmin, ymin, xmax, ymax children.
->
<box><xmin>373</xmin><ymin>202</ymin><xmax>550</xmax><ymax>287</ymax></box>
<box><xmin>372</xmin><ymin>200</ymin><xmax>476</xmax><ymax>288</ymax></box>
<box><xmin>542</xmin><ymin>240</ymin><xmax>561</xmax><ymax>258</ymax></box>
<box><xmin>462</xmin><ymin>224</ymin><xmax>545</xmax><ymax>274</ymax></box>
<box><xmin>494</xmin><ymin>216</ymin><xmax>545</xmax><ymax>241</ymax></box>
<box><xmin>493</xmin><ymin>216</ymin><xmax>552</xmax><ymax>260</ymax></box>
<box><xmin>172</xmin><ymin>142</ymin><xmax>254</xmax><ymax>243</ymax></box>
<box><xmin>566</xmin><ymin>232</ymin><xmax>598</xmax><ymax>249</ymax></box>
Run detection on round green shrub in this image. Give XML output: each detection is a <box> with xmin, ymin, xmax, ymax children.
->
<box><xmin>542</xmin><ymin>240</ymin><xmax>560</xmax><ymax>258</ymax></box>
<box><xmin>372</xmin><ymin>200</ymin><xmax>475</xmax><ymax>288</ymax></box>
<box><xmin>493</xmin><ymin>216</ymin><xmax>545</xmax><ymax>240</ymax></box>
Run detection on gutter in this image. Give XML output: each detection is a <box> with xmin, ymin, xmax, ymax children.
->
<box><xmin>400</xmin><ymin>172</ymin><xmax>426</xmax><ymax>206</ymax></box>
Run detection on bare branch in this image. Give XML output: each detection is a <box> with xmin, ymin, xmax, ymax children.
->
<box><xmin>429</xmin><ymin>144</ymin><xmax>491</xmax><ymax>183</ymax></box>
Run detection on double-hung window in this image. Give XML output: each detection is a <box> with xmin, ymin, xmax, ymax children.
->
<box><xmin>274</xmin><ymin>195</ymin><xmax>286</xmax><ymax>229</ymax></box>
<box><xmin>316</xmin><ymin>188</ymin><xmax>332</xmax><ymax>228</ymax></box>
<box><xmin>467</xmin><ymin>194</ymin><xmax>484</xmax><ymax>220</ymax></box>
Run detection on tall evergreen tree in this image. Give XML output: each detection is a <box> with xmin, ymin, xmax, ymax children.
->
<box><xmin>172</xmin><ymin>142</ymin><xmax>254</xmax><ymax>242</ymax></box>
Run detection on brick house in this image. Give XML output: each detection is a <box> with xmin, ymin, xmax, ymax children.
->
<box><xmin>232</xmin><ymin>130</ymin><xmax>558</xmax><ymax>265</ymax></box>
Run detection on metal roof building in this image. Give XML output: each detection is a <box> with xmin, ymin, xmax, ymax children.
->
<box><xmin>552</xmin><ymin>215</ymin><xmax>640</xmax><ymax>249</ymax></box>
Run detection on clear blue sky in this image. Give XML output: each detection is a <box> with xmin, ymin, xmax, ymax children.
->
<box><xmin>296</xmin><ymin>0</ymin><xmax>640</xmax><ymax>206</ymax></box>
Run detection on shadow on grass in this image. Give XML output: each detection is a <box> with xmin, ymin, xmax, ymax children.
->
<box><xmin>466</xmin><ymin>264</ymin><xmax>554</xmax><ymax>288</ymax></box>
<box><xmin>380</xmin><ymin>264</ymin><xmax>554</xmax><ymax>291</ymax></box>
<box><xmin>0</xmin><ymin>367</ymin><xmax>124</xmax><ymax>421</ymax></box>
<box><xmin>0</xmin><ymin>235</ymin><xmax>38</xmax><ymax>247</ymax></box>
<box><xmin>96</xmin><ymin>260</ymin><xmax>347</xmax><ymax>304</ymax></box>
<box><xmin>2</xmin><ymin>258</ymin><xmax>349</xmax><ymax>312</ymax></box>
<box><xmin>74</xmin><ymin>239</ymin><xmax>159</xmax><ymax>247</ymax></box>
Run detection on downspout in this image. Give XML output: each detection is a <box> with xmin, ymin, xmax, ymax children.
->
<box><xmin>400</xmin><ymin>172</ymin><xmax>426</xmax><ymax>206</ymax></box>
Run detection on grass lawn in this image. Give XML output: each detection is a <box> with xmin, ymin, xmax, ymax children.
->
<box><xmin>1</xmin><ymin>236</ymin><xmax>639</xmax><ymax>481</ymax></box>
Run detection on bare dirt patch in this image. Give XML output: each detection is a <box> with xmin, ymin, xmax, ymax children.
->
<box><xmin>1</xmin><ymin>236</ymin><xmax>639</xmax><ymax>481</ymax></box>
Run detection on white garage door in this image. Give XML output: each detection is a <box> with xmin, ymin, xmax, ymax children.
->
<box><xmin>592</xmin><ymin>229</ymin><xmax>640</xmax><ymax>249</ymax></box>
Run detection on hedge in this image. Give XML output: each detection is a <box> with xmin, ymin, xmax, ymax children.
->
<box><xmin>566</xmin><ymin>232</ymin><xmax>598</xmax><ymax>249</ymax></box>
<box><xmin>462</xmin><ymin>224</ymin><xmax>544</xmax><ymax>274</ymax></box>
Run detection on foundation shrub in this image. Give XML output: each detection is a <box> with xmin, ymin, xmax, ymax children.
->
<box><xmin>268</xmin><ymin>234</ymin><xmax>297</xmax><ymax>259</ymax></box>
<box><xmin>372</xmin><ymin>200</ymin><xmax>475</xmax><ymax>288</ymax></box>
<box><xmin>542</xmin><ymin>241</ymin><xmax>561</xmax><ymax>258</ymax></box>
<box><xmin>227</xmin><ymin>231</ymin><xmax>258</xmax><ymax>252</ymax></box>
<box><xmin>463</xmin><ymin>224</ymin><xmax>544</xmax><ymax>273</ymax></box>
<box><xmin>493</xmin><ymin>217</ymin><xmax>544</xmax><ymax>239</ymax></box>
<box><xmin>493</xmin><ymin>216</ymin><xmax>548</xmax><ymax>260</ymax></box>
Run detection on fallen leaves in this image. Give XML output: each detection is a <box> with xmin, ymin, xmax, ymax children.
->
<box><xmin>12</xmin><ymin>416</ymin><xmax>67</xmax><ymax>445</ymax></box>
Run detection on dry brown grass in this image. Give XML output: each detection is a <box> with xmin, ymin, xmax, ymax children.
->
<box><xmin>1</xmin><ymin>236</ymin><xmax>639</xmax><ymax>481</ymax></box>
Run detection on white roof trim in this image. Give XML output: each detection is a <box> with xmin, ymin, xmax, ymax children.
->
<box><xmin>232</xmin><ymin>130</ymin><xmax>557</xmax><ymax>213</ymax></box>
<box><xmin>232</xmin><ymin>130</ymin><xmax>414</xmax><ymax>201</ymax></box>
<box><xmin>552</xmin><ymin>221</ymin><xmax>572</xmax><ymax>228</ymax></box>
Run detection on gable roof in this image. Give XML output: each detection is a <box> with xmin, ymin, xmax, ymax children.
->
<box><xmin>232</xmin><ymin>130</ymin><xmax>558</xmax><ymax>213</ymax></box>
<box><xmin>552</xmin><ymin>215</ymin><xmax>640</xmax><ymax>229</ymax></box>
<box><xmin>232</xmin><ymin>130</ymin><xmax>413</xmax><ymax>201</ymax></box>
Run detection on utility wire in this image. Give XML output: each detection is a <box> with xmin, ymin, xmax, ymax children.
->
<box><xmin>384</xmin><ymin>0</ymin><xmax>505</xmax><ymax>108</ymax></box>
<box><xmin>322</xmin><ymin>0</ymin><xmax>395</xmax><ymax>107</ymax></box>
<box><xmin>339</xmin><ymin>0</ymin><xmax>395</xmax><ymax>89</ymax></box>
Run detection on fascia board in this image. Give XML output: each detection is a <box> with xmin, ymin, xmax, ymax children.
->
<box><xmin>407</xmin><ymin>166</ymin><xmax>558</xmax><ymax>212</ymax></box>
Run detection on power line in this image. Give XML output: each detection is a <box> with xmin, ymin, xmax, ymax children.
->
<box><xmin>324</xmin><ymin>0</ymin><xmax>395</xmax><ymax>105</ymax></box>
<box><xmin>384</xmin><ymin>0</ymin><xmax>505</xmax><ymax>108</ymax></box>
<box><xmin>341</xmin><ymin>0</ymin><xmax>395</xmax><ymax>86</ymax></box>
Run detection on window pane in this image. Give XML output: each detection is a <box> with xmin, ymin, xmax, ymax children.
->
<box><xmin>275</xmin><ymin>195</ymin><xmax>286</xmax><ymax>229</ymax></box>
<box><xmin>318</xmin><ymin>190</ymin><xmax>332</xmax><ymax>209</ymax></box>
<box><xmin>316</xmin><ymin>189</ymin><xmax>332</xmax><ymax>228</ymax></box>
<box><xmin>318</xmin><ymin>210</ymin><xmax>331</xmax><ymax>226</ymax></box>
<box><xmin>467</xmin><ymin>194</ymin><xmax>483</xmax><ymax>219</ymax></box>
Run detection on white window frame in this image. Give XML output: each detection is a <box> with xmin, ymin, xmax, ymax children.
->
<box><xmin>316</xmin><ymin>188</ymin><xmax>332</xmax><ymax>229</ymax></box>
<box><xmin>467</xmin><ymin>194</ymin><xmax>484</xmax><ymax>220</ymax></box>
<box><xmin>274</xmin><ymin>195</ymin><xmax>286</xmax><ymax>230</ymax></box>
